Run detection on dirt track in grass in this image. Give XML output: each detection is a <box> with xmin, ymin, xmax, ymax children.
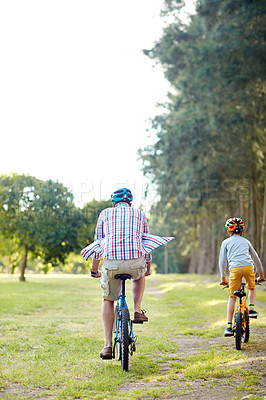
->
<box><xmin>118</xmin><ymin>280</ymin><xmax>266</xmax><ymax>400</ymax></box>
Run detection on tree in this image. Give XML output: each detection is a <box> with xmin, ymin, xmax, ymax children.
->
<box><xmin>140</xmin><ymin>0</ymin><xmax>266</xmax><ymax>273</ymax></box>
<box><xmin>78</xmin><ymin>199</ymin><xmax>111</xmax><ymax>247</ymax></box>
<box><xmin>0</xmin><ymin>174</ymin><xmax>83</xmax><ymax>281</ymax></box>
<box><xmin>0</xmin><ymin>234</ymin><xmax>21</xmax><ymax>274</ymax></box>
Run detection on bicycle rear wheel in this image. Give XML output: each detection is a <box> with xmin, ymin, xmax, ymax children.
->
<box><xmin>116</xmin><ymin>325</ymin><xmax>121</xmax><ymax>361</ymax></box>
<box><xmin>235</xmin><ymin>311</ymin><xmax>243</xmax><ymax>350</ymax></box>
<box><xmin>121</xmin><ymin>307</ymin><xmax>129</xmax><ymax>371</ymax></box>
<box><xmin>244</xmin><ymin>309</ymin><xmax>250</xmax><ymax>343</ymax></box>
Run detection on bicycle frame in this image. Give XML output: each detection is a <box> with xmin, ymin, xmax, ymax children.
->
<box><xmin>113</xmin><ymin>274</ymin><xmax>137</xmax><ymax>370</ymax></box>
<box><xmin>221</xmin><ymin>278</ymin><xmax>264</xmax><ymax>350</ymax></box>
<box><xmin>231</xmin><ymin>281</ymin><xmax>251</xmax><ymax>350</ymax></box>
<box><xmin>232</xmin><ymin>282</ymin><xmax>249</xmax><ymax>333</ymax></box>
<box><xmin>114</xmin><ymin>279</ymin><xmax>134</xmax><ymax>345</ymax></box>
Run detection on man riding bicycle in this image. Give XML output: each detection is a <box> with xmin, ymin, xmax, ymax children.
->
<box><xmin>81</xmin><ymin>188</ymin><xmax>174</xmax><ymax>359</ymax></box>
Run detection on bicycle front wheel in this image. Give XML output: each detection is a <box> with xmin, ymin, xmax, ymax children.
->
<box><xmin>121</xmin><ymin>307</ymin><xmax>130</xmax><ymax>371</ymax></box>
<box><xmin>235</xmin><ymin>311</ymin><xmax>243</xmax><ymax>350</ymax></box>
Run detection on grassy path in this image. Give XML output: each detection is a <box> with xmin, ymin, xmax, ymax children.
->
<box><xmin>0</xmin><ymin>274</ymin><xmax>265</xmax><ymax>400</ymax></box>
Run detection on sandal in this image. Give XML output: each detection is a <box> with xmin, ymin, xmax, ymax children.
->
<box><xmin>100</xmin><ymin>346</ymin><xmax>112</xmax><ymax>359</ymax></box>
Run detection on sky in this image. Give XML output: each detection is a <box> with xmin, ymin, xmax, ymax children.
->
<box><xmin>0</xmin><ymin>0</ymin><xmax>195</xmax><ymax>210</ymax></box>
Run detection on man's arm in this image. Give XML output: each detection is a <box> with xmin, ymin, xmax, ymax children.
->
<box><xmin>91</xmin><ymin>211</ymin><xmax>105</xmax><ymax>276</ymax></box>
<box><xmin>145</xmin><ymin>261</ymin><xmax>151</xmax><ymax>276</ymax></box>
<box><xmin>90</xmin><ymin>258</ymin><xmax>102</xmax><ymax>278</ymax></box>
<box><xmin>143</xmin><ymin>212</ymin><xmax>150</xmax><ymax>234</ymax></box>
<box><xmin>143</xmin><ymin>213</ymin><xmax>152</xmax><ymax>265</ymax></box>
<box><xmin>94</xmin><ymin>210</ymin><xmax>105</xmax><ymax>240</ymax></box>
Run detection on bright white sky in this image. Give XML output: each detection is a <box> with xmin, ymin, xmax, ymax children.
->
<box><xmin>0</xmin><ymin>0</ymin><xmax>195</xmax><ymax>210</ymax></box>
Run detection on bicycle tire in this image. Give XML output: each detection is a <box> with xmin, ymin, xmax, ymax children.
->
<box><xmin>244</xmin><ymin>309</ymin><xmax>250</xmax><ymax>343</ymax></box>
<box><xmin>235</xmin><ymin>312</ymin><xmax>242</xmax><ymax>350</ymax></box>
<box><xmin>114</xmin><ymin>303</ymin><xmax>118</xmax><ymax>333</ymax></box>
<box><xmin>121</xmin><ymin>307</ymin><xmax>129</xmax><ymax>371</ymax></box>
<box><xmin>114</xmin><ymin>304</ymin><xmax>121</xmax><ymax>360</ymax></box>
<box><xmin>116</xmin><ymin>325</ymin><xmax>121</xmax><ymax>361</ymax></box>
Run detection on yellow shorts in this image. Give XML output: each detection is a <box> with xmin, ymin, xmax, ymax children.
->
<box><xmin>100</xmin><ymin>256</ymin><xmax>147</xmax><ymax>301</ymax></box>
<box><xmin>228</xmin><ymin>266</ymin><xmax>256</xmax><ymax>297</ymax></box>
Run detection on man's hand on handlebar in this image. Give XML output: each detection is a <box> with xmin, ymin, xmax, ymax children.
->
<box><xmin>91</xmin><ymin>259</ymin><xmax>101</xmax><ymax>278</ymax></box>
<box><xmin>90</xmin><ymin>269</ymin><xmax>102</xmax><ymax>278</ymax></box>
<box><xmin>145</xmin><ymin>261</ymin><xmax>151</xmax><ymax>277</ymax></box>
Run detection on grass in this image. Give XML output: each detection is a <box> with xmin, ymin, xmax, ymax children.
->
<box><xmin>0</xmin><ymin>273</ymin><xmax>265</xmax><ymax>399</ymax></box>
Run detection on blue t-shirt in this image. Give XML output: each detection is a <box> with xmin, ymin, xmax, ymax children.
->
<box><xmin>219</xmin><ymin>235</ymin><xmax>263</xmax><ymax>277</ymax></box>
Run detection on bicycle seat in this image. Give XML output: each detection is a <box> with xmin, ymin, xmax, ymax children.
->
<box><xmin>234</xmin><ymin>290</ymin><xmax>246</xmax><ymax>298</ymax></box>
<box><xmin>115</xmin><ymin>274</ymin><xmax>132</xmax><ymax>281</ymax></box>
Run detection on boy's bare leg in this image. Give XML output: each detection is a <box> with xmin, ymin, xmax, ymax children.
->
<box><xmin>102</xmin><ymin>299</ymin><xmax>114</xmax><ymax>347</ymax></box>
<box><xmin>249</xmin><ymin>288</ymin><xmax>256</xmax><ymax>305</ymax></box>
<box><xmin>227</xmin><ymin>296</ymin><xmax>237</xmax><ymax>323</ymax></box>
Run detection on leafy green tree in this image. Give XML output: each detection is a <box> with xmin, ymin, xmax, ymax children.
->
<box><xmin>0</xmin><ymin>174</ymin><xmax>83</xmax><ymax>281</ymax></box>
<box><xmin>78</xmin><ymin>199</ymin><xmax>111</xmax><ymax>247</ymax></box>
<box><xmin>140</xmin><ymin>0</ymin><xmax>266</xmax><ymax>273</ymax></box>
<box><xmin>0</xmin><ymin>234</ymin><xmax>21</xmax><ymax>273</ymax></box>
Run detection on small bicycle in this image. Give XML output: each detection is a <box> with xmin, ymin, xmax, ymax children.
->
<box><xmin>221</xmin><ymin>279</ymin><xmax>263</xmax><ymax>350</ymax></box>
<box><xmin>113</xmin><ymin>273</ymin><xmax>142</xmax><ymax>371</ymax></box>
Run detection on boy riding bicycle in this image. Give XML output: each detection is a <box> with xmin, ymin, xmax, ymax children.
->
<box><xmin>219</xmin><ymin>217</ymin><xmax>264</xmax><ymax>337</ymax></box>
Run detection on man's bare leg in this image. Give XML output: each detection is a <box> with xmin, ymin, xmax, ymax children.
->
<box><xmin>132</xmin><ymin>276</ymin><xmax>145</xmax><ymax>313</ymax></box>
<box><xmin>102</xmin><ymin>299</ymin><xmax>114</xmax><ymax>347</ymax></box>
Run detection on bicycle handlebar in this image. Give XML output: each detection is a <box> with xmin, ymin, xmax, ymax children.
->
<box><xmin>255</xmin><ymin>278</ymin><xmax>265</xmax><ymax>284</ymax></box>
<box><xmin>220</xmin><ymin>279</ymin><xmax>265</xmax><ymax>288</ymax></box>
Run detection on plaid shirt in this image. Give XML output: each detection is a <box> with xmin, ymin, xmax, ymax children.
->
<box><xmin>81</xmin><ymin>203</ymin><xmax>174</xmax><ymax>261</ymax></box>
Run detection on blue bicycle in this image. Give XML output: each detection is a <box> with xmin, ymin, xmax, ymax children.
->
<box><xmin>113</xmin><ymin>273</ymin><xmax>142</xmax><ymax>371</ymax></box>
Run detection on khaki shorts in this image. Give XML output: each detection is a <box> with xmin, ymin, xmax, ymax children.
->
<box><xmin>228</xmin><ymin>266</ymin><xmax>256</xmax><ymax>297</ymax></box>
<box><xmin>100</xmin><ymin>256</ymin><xmax>147</xmax><ymax>301</ymax></box>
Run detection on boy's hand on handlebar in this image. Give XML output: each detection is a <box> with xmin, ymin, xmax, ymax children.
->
<box><xmin>220</xmin><ymin>277</ymin><xmax>229</xmax><ymax>286</ymax></box>
<box><xmin>257</xmin><ymin>273</ymin><xmax>265</xmax><ymax>283</ymax></box>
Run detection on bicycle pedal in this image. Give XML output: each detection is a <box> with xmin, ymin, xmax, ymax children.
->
<box><xmin>249</xmin><ymin>315</ymin><xmax>257</xmax><ymax>319</ymax></box>
<box><xmin>131</xmin><ymin>320</ymin><xmax>144</xmax><ymax>324</ymax></box>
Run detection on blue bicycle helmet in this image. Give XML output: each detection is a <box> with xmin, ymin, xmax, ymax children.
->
<box><xmin>111</xmin><ymin>188</ymin><xmax>133</xmax><ymax>204</ymax></box>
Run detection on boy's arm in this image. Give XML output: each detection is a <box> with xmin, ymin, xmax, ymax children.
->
<box><xmin>248</xmin><ymin>241</ymin><xmax>264</xmax><ymax>280</ymax></box>
<box><xmin>219</xmin><ymin>241</ymin><xmax>228</xmax><ymax>280</ymax></box>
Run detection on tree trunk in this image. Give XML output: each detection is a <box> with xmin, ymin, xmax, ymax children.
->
<box><xmin>20</xmin><ymin>244</ymin><xmax>28</xmax><ymax>282</ymax></box>
<box><xmin>197</xmin><ymin>218</ymin><xmax>208</xmax><ymax>274</ymax></box>
<box><xmin>210</xmin><ymin>228</ymin><xmax>217</xmax><ymax>274</ymax></box>
<box><xmin>188</xmin><ymin>224</ymin><xmax>198</xmax><ymax>273</ymax></box>
<box><xmin>164</xmin><ymin>245</ymin><xmax>168</xmax><ymax>274</ymax></box>
<box><xmin>261</xmin><ymin>184</ymin><xmax>266</xmax><ymax>272</ymax></box>
<box><xmin>188</xmin><ymin>247</ymin><xmax>198</xmax><ymax>273</ymax></box>
<box><xmin>250</xmin><ymin>177</ymin><xmax>259</xmax><ymax>252</ymax></box>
